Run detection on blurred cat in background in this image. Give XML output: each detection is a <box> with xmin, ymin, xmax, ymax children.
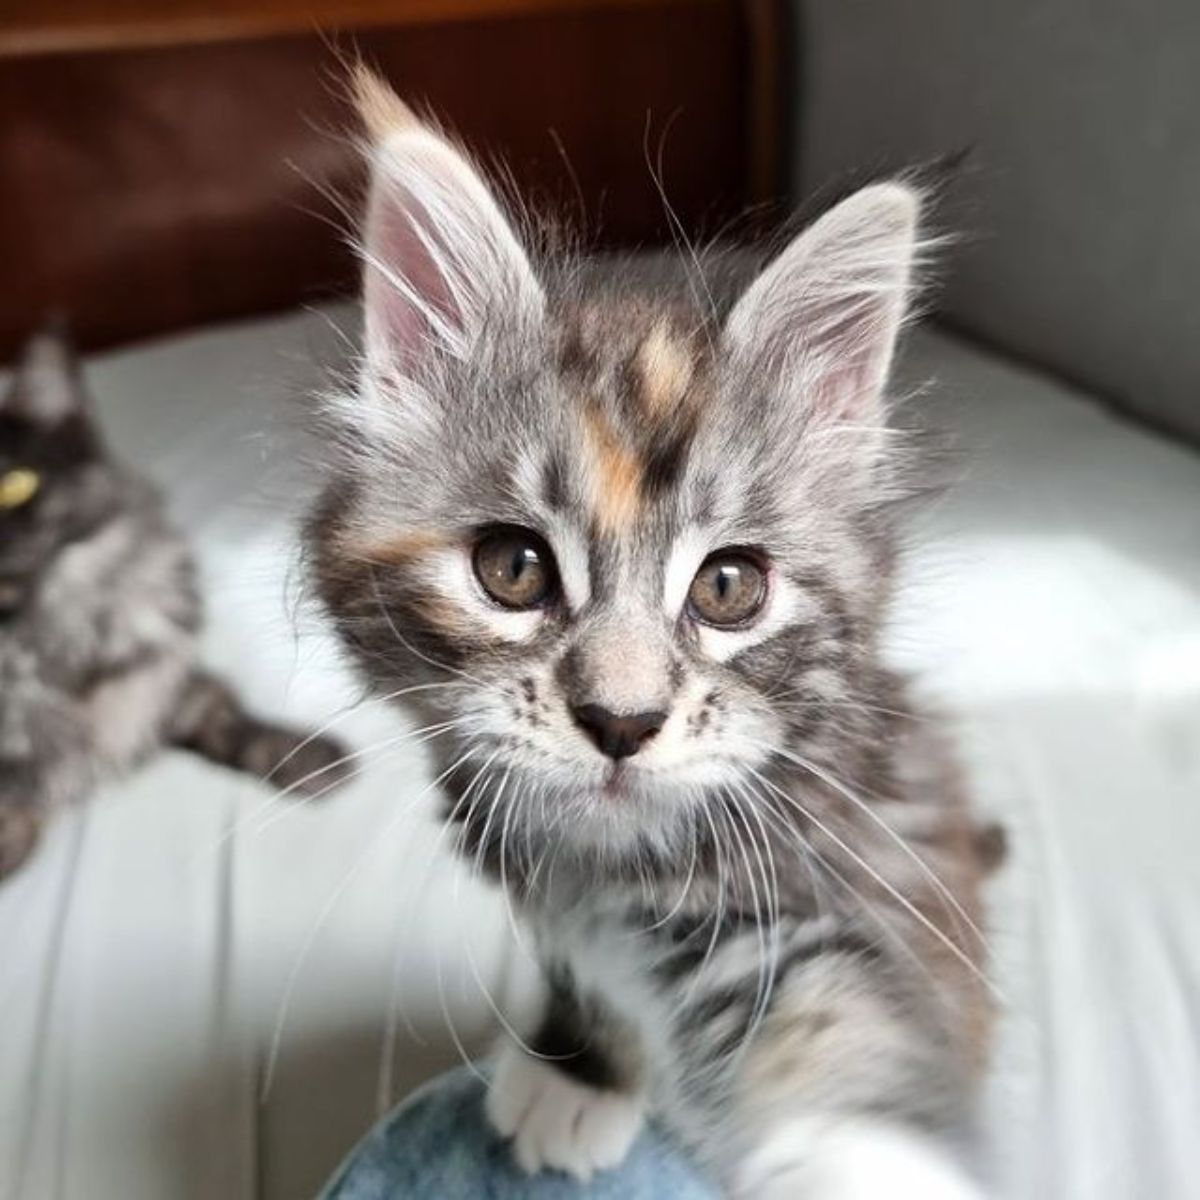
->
<box><xmin>308</xmin><ymin>71</ymin><xmax>1000</xmax><ymax>1199</ymax></box>
<box><xmin>0</xmin><ymin>328</ymin><xmax>349</xmax><ymax>879</ymax></box>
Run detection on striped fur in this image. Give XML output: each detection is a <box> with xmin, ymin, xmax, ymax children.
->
<box><xmin>308</xmin><ymin>74</ymin><xmax>1000</xmax><ymax>1196</ymax></box>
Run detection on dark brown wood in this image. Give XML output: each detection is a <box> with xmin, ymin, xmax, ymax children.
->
<box><xmin>0</xmin><ymin>0</ymin><xmax>708</xmax><ymax>57</ymax></box>
<box><xmin>0</xmin><ymin>2</ymin><xmax>788</xmax><ymax>359</ymax></box>
<box><xmin>743</xmin><ymin>0</ymin><xmax>791</xmax><ymax>217</ymax></box>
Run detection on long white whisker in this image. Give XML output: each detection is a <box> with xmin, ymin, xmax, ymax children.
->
<box><xmin>717</xmin><ymin>791</ymin><xmax>773</xmax><ymax>1059</ymax></box>
<box><xmin>745</xmin><ymin>782</ymin><xmax>957</xmax><ymax>1011</ymax></box>
<box><xmin>638</xmin><ymin>809</ymin><xmax>701</xmax><ymax>934</ymax></box>
<box><xmin>375</xmin><ymin>746</ymin><xmax>504</xmax><ymax>1110</ymax></box>
<box><xmin>746</xmin><ymin>766</ymin><xmax>1002</xmax><ymax>1001</ymax></box>
<box><xmin>729</xmin><ymin>779</ymin><xmax>783</xmax><ymax>1055</ymax></box>
<box><xmin>642</xmin><ymin>108</ymin><xmax>719</xmax><ymax>342</ymax></box>
<box><xmin>248</xmin><ymin>720</ymin><xmax>459</xmax><ymax>839</ymax></box>
<box><xmin>677</xmin><ymin>801</ymin><xmax>729</xmax><ymax>1011</ymax></box>
<box><xmin>369</xmin><ymin>567</ymin><xmax>486</xmax><ymax>688</ymax></box>
<box><xmin>260</xmin><ymin>746</ymin><xmax>477</xmax><ymax>1099</ymax></box>
<box><xmin>770</xmin><ymin>745</ymin><xmax>988</xmax><ymax>950</ymax></box>
<box><xmin>493</xmin><ymin>766</ymin><xmax>538</xmax><ymax>962</ymax></box>
<box><xmin>260</xmin><ymin>678</ymin><xmax>468</xmax><ymax>786</ymax></box>
<box><xmin>201</xmin><ymin>717</ymin><xmax>459</xmax><ymax>862</ymax></box>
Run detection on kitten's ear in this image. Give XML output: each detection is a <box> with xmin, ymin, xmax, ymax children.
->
<box><xmin>2</xmin><ymin>324</ymin><xmax>85</xmax><ymax>425</ymax></box>
<box><xmin>354</xmin><ymin>69</ymin><xmax>543</xmax><ymax>377</ymax></box>
<box><xmin>726</xmin><ymin>183</ymin><xmax>921</xmax><ymax>432</ymax></box>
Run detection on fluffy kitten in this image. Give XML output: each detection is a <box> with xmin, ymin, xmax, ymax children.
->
<box><xmin>0</xmin><ymin>329</ymin><xmax>349</xmax><ymax>878</ymax></box>
<box><xmin>308</xmin><ymin>72</ymin><xmax>998</xmax><ymax>1198</ymax></box>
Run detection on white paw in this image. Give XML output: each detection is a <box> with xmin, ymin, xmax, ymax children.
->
<box><xmin>734</xmin><ymin>1118</ymin><xmax>986</xmax><ymax>1200</ymax></box>
<box><xmin>486</xmin><ymin>1043</ymin><xmax>644</xmax><ymax>1180</ymax></box>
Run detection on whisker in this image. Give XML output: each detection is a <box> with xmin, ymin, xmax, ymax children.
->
<box><xmin>642</xmin><ymin>108</ymin><xmax>719</xmax><ymax>344</ymax></box>
<box><xmin>677</xmin><ymin>801</ymin><xmax>730</xmax><ymax>1010</ymax></box>
<box><xmin>770</xmin><ymin>745</ymin><xmax>989</xmax><ymax>951</ymax></box>
<box><xmin>369</xmin><ymin>567</ymin><xmax>486</xmax><ymax>688</ymax></box>
<box><xmin>493</xmin><ymin>766</ymin><xmax>539</xmax><ymax>962</ymax></box>
<box><xmin>259</xmin><ymin>678</ymin><xmax>469</xmax><ymax>787</ymax></box>
<box><xmin>716</xmin><ymin>791</ymin><xmax>775</xmax><ymax>1058</ymax></box>
<box><xmin>745</xmin><ymin>766</ymin><xmax>1002</xmax><ymax>1001</ymax></box>
<box><xmin>375</xmin><ymin>747</ymin><xmax>505</xmax><ymax>1110</ymax></box>
<box><xmin>247</xmin><ymin>720</ymin><xmax>459</xmax><ymax>839</ymax></box>
<box><xmin>729</xmin><ymin>779</ymin><xmax>784</xmax><ymax>1050</ymax></box>
<box><xmin>199</xmin><ymin>716</ymin><xmax>460</xmax><ymax>860</ymax></box>
<box><xmin>746</xmin><ymin>785</ymin><xmax>960</xmax><ymax>1013</ymax></box>
<box><xmin>260</xmin><ymin>745</ymin><xmax>479</xmax><ymax>1100</ymax></box>
<box><xmin>638</xmin><ymin>808</ymin><xmax>701</xmax><ymax>934</ymax></box>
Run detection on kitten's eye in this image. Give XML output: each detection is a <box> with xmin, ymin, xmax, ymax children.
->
<box><xmin>473</xmin><ymin>527</ymin><xmax>558</xmax><ymax>610</ymax></box>
<box><xmin>0</xmin><ymin>468</ymin><xmax>40</xmax><ymax>511</ymax></box>
<box><xmin>687</xmin><ymin>551</ymin><xmax>767</xmax><ymax>627</ymax></box>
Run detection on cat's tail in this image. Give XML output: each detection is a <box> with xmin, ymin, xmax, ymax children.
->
<box><xmin>167</xmin><ymin>671</ymin><xmax>353</xmax><ymax>799</ymax></box>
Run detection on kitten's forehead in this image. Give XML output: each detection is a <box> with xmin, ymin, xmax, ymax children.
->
<box><xmin>540</xmin><ymin>299</ymin><xmax>719</xmax><ymax>543</ymax></box>
<box><xmin>555</xmin><ymin>297</ymin><xmax>703</xmax><ymax>389</ymax></box>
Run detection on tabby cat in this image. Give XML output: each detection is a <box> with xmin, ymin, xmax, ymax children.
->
<box><xmin>0</xmin><ymin>328</ymin><xmax>349</xmax><ymax>878</ymax></box>
<box><xmin>307</xmin><ymin>71</ymin><xmax>998</xmax><ymax>1198</ymax></box>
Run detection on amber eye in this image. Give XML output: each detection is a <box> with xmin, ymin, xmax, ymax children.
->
<box><xmin>473</xmin><ymin>527</ymin><xmax>558</xmax><ymax>610</ymax></box>
<box><xmin>0</xmin><ymin>468</ymin><xmax>40</xmax><ymax>511</ymax></box>
<box><xmin>687</xmin><ymin>551</ymin><xmax>767</xmax><ymax>627</ymax></box>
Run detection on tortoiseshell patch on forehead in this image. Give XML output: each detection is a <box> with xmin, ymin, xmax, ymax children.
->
<box><xmin>556</xmin><ymin>303</ymin><xmax>713</xmax><ymax>534</ymax></box>
<box><xmin>582</xmin><ymin>405</ymin><xmax>643</xmax><ymax>535</ymax></box>
<box><xmin>632</xmin><ymin>321</ymin><xmax>695</xmax><ymax>417</ymax></box>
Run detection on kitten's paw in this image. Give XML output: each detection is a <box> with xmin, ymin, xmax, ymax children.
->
<box><xmin>486</xmin><ymin>1044</ymin><xmax>644</xmax><ymax>1181</ymax></box>
<box><xmin>0</xmin><ymin>806</ymin><xmax>42</xmax><ymax>880</ymax></box>
<box><xmin>254</xmin><ymin>731</ymin><xmax>352</xmax><ymax>800</ymax></box>
<box><xmin>733</xmin><ymin>1118</ymin><xmax>985</xmax><ymax>1200</ymax></box>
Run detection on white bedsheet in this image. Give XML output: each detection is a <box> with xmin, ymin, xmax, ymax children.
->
<box><xmin>1</xmin><ymin>307</ymin><xmax>1197</xmax><ymax>1200</ymax></box>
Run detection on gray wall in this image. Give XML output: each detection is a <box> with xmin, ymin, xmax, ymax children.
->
<box><xmin>794</xmin><ymin>0</ymin><xmax>1200</xmax><ymax>443</ymax></box>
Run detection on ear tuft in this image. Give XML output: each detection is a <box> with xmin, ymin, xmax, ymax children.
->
<box><xmin>3</xmin><ymin>323</ymin><xmax>84</xmax><ymax>425</ymax></box>
<box><xmin>353</xmin><ymin>73</ymin><xmax>543</xmax><ymax>385</ymax></box>
<box><xmin>352</xmin><ymin>65</ymin><xmax>419</xmax><ymax>144</ymax></box>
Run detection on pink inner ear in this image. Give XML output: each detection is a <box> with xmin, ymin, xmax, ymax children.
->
<box><xmin>807</xmin><ymin>302</ymin><xmax>899</xmax><ymax>425</ymax></box>
<box><xmin>363</xmin><ymin>180</ymin><xmax>463</xmax><ymax>374</ymax></box>
<box><xmin>358</xmin><ymin>128</ymin><xmax>544</xmax><ymax>383</ymax></box>
<box><xmin>727</xmin><ymin>184</ymin><xmax>918</xmax><ymax>436</ymax></box>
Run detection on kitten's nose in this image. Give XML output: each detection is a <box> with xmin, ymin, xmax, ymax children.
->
<box><xmin>571</xmin><ymin>704</ymin><xmax>667</xmax><ymax>760</ymax></box>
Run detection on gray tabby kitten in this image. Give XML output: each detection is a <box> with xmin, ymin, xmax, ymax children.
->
<box><xmin>308</xmin><ymin>73</ymin><xmax>998</xmax><ymax>1198</ymax></box>
<box><xmin>0</xmin><ymin>329</ymin><xmax>349</xmax><ymax>879</ymax></box>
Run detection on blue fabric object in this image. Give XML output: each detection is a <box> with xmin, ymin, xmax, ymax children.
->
<box><xmin>317</xmin><ymin>1065</ymin><xmax>718</xmax><ymax>1199</ymax></box>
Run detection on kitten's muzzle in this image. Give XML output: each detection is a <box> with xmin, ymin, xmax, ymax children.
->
<box><xmin>571</xmin><ymin>704</ymin><xmax>667</xmax><ymax>761</ymax></box>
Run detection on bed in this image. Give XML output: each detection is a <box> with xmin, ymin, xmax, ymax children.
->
<box><xmin>1</xmin><ymin>303</ymin><xmax>1197</xmax><ymax>1199</ymax></box>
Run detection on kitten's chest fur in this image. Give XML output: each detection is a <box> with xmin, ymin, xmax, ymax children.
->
<box><xmin>528</xmin><ymin>878</ymin><xmax>837</xmax><ymax>1127</ymax></box>
<box><xmin>530</xmin><ymin>890</ymin><xmax>704</xmax><ymax>1116</ymax></box>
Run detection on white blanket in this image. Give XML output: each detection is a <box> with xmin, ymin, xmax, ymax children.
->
<box><xmin>1</xmin><ymin>308</ymin><xmax>1197</xmax><ymax>1199</ymax></box>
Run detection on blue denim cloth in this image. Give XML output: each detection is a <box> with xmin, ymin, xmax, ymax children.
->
<box><xmin>317</xmin><ymin>1065</ymin><xmax>718</xmax><ymax>1199</ymax></box>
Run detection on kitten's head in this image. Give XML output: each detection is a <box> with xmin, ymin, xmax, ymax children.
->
<box><xmin>309</xmin><ymin>74</ymin><xmax>924</xmax><ymax>877</ymax></box>
<box><xmin>0</xmin><ymin>329</ymin><xmax>110</xmax><ymax>616</ymax></box>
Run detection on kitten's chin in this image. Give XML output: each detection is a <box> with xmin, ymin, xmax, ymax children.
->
<box><xmin>597</xmin><ymin>762</ymin><xmax>640</xmax><ymax>801</ymax></box>
<box><xmin>504</xmin><ymin>759</ymin><xmax>698</xmax><ymax>860</ymax></box>
<box><xmin>455</xmin><ymin>743</ymin><xmax>748</xmax><ymax>864</ymax></box>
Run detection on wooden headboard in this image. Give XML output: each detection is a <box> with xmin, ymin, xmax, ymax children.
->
<box><xmin>0</xmin><ymin>0</ymin><xmax>789</xmax><ymax>358</ymax></box>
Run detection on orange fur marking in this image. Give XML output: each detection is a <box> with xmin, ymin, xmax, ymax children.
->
<box><xmin>635</xmin><ymin>324</ymin><xmax>694</xmax><ymax>415</ymax></box>
<box><xmin>348</xmin><ymin>527</ymin><xmax>448</xmax><ymax>566</ymax></box>
<box><xmin>415</xmin><ymin>591</ymin><xmax>477</xmax><ymax>638</ymax></box>
<box><xmin>583</xmin><ymin>407</ymin><xmax>642</xmax><ymax>534</ymax></box>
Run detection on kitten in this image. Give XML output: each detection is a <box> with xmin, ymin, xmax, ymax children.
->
<box><xmin>0</xmin><ymin>328</ymin><xmax>350</xmax><ymax>879</ymax></box>
<box><xmin>307</xmin><ymin>71</ymin><xmax>998</xmax><ymax>1198</ymax></box>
